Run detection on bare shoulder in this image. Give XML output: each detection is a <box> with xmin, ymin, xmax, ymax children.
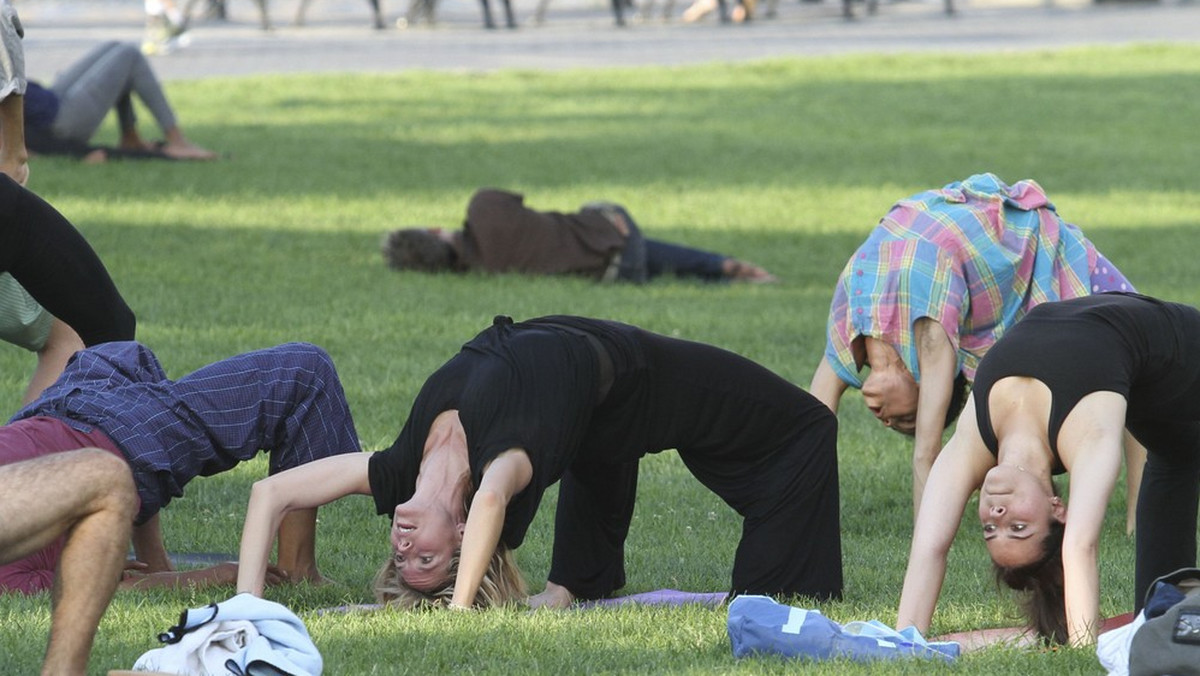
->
<box><xmin>1058</xmin><ymin>391</ymin><xmax>1127</xmax><ymax>469</ymax></box>
<box><xmin>480</xmin><ymin>448</ymin><xmax>533</xmax><ymax>497</ymax></box>
<box><xmin>914</xmin><ymin>316</ymin><xmax>952</xmax><ymax>350</ymax></box>
<box><xmin>931</xmin><ymin>393</ymin><xmax>995</xmax><ymax>482</ymax></box>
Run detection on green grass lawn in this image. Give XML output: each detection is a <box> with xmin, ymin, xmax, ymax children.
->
<box><xmin>2</xmin><ymin>43</ymin><xmax>1199</xmax><ymax>673</ymax></box>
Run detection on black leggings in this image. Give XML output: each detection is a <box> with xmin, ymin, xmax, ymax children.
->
<box><xmin>0</xmin><ymin>176</ymin><xmax>136</xmax><ymax>345</ymax></box>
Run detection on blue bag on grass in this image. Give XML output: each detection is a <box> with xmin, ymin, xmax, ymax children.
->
<box><xmin>727</xmin><ymin>595</ymin><xmax>959</xmax><ymax>663</ymax></box>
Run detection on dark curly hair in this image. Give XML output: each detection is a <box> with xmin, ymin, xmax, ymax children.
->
<box><xmin>381</xmin><ymin>229</ymin><xmax>457</xmax><ymax>272</ymax></box>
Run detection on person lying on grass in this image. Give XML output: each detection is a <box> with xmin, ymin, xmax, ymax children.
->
<box><xmin>897</xmin><ymin>292</ymin><xmax>1200</xmax><ymax>646</ymax></box>
<box><xmin>382</xmin><ymin>188</ymin><xmax>775</xmax><ymax>284</ymax></box>
<box><xmin>237</xmin><ymin>314</ymin><xmax>842</xmax><ymax>608</ymax></box>
<box><xmin>0</xmin><ymin>341</ymin><xmax>361</xmax><ymax>593</ymax></box>
<box><xmin>809</xmin><ymin>173</ymin><xmax>1142</xmax><ymax>525</ymax></box>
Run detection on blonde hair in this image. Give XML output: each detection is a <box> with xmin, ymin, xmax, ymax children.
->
<box><xmin>373</xmin><ymin>544</ymin><xmax>527</xmax><ymax>609</ymax></box>
<box><xmin>373</xmin><ymin>473</ymin><xmax>527</xmax><ymax>609</ymax></box>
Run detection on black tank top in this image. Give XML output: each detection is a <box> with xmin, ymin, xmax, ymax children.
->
<box><xmin>972</xmin><ymin>293</ymin><xmax>1200</xmax><ymax>461</ymax></box>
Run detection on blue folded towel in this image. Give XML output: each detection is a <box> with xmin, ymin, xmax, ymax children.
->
<box><xmin>728</xmin><ymin>595</ymin><xmax>959</xmax><ymax>663</ymax></box>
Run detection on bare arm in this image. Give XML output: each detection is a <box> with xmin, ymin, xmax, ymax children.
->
<box><xmin>1060</xmin><ymin>392</ymin><xmax>1126</xmax><ymax>646</ymax></box>
<box><xmin>236</xmin><ymin>452</ymin><xmax>373</xmax><ymax>596</ymax></box>
<box><xmin>809</xmin><ymin>355</ymin><xmax>849</xmax><ymax>415</ymax></box>
<box><xmin>130</xmin><ymin>513</ymin><xmax>173</xmax><ymax>573</ymax></box>
<box><xmin>105</xmin><ymin>494</ymin><xmax>270</xmax><ymax>591</ymax></box>
<box><xmin>123</xmin><ymin>513</ymin><xmax>287</xmax><ymax>590</ymax></box>
<box><xmin>1121</xmin><ymin>430</ymin><xmax>1146</xmax><ymax>536</ymax></box>
<box><xmin>0</xmin><ymin>92</ymin><xmax>27</xmax><ymax>185</ymax></box>
<box><xmin>911</xmin><ymin>318</ymin><xmax>958</xmax><ymax>518</ymax></box>
<box><xmin>450</xmin><ymin>449</ymin><xmax>532</xmax><ymax>608</ymax></box>
<box><xmin>22</xmin><ymin>319</ymin><xmax>84</xmax><ymax>405</ymax></box>
<box><xmin>897</xmin><ymin>394</ymin><xmax>994</xmax><ymax>634</ymax></box>
<box><xmin>0</xmin><ymin>1</ymin><xmax>27</xmax><ymax>186</ymax></box>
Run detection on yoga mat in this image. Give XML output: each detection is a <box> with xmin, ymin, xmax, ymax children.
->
<box><xmin>579</xmin><ymin>589</ymin><xmax>728</xmax><ymax>608</ymax></box>
<box><xmin>168</xmin><ymin>552</ymin><xmax>236</xmax><ymax>568</ymax></box>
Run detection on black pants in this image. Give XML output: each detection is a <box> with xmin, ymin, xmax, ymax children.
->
<box><xmin>548</xmin><ymin>327</ymin><xmax>843</xmax><ymax>602</ymax></box>
<box><xmin>1131</xmin><ymin>419</ymin><xmax>1200</xmax><ymax>611</ymax></box>
<box><xmin>0</xmin><ymin>176</ymin><xmax>136</xmax><ymax>345</ymax></box>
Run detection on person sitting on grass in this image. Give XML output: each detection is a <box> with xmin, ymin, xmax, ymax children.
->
<box><xmin>236</xmin><ymin>315</ymin><xmax>842</xmax><ymax>609</ymax></box>
<box><xmin>809</xmin><ymin>173</ymin><xmax>1140</xmax><ymax>524</ymax></box>
<box><xmin>897</xmin><ymin>292</ymin><xmax>1200</xmax><ymax>647</ymax></box>
<box><xmin>0</xmin><ymin>340</ymin><xmax>361</xmax><ymax>593</ymax></box>
<box><xmin>382</xmin><ymin>188</ymin><xmax>776</xmax><ymax>284</ymax></box>
<box><xmin>23</xmin><ymin>41</ymin><xmax>216</xmax><ymax>162</ymax></box>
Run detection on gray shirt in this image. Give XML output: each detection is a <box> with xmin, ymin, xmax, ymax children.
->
<box><xmin>0</xmin><ymin>274</ymin><xmax>52</xmax><ymax>351</ymax></box>
<box><xmin>0</xmin><ymin>0</ymin><xmax>25</xmax><ymax>100</ymax></box>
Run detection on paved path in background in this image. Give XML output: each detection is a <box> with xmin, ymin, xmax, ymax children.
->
<box><xmin>14</xmin><ymin>0</ymin><xmax>1200</xmax><ymax>80</ymax></box>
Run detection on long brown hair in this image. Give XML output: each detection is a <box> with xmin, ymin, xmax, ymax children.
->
<box><xmin>992</xmin><ymin>518</ymin><xmax>1067</xmax><ymax>643</ymax></box>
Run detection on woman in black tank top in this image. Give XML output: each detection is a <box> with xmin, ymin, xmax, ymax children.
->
<box><xmin>896</xmin><ymin>293</ymin><xmax>1200</xmax><ymax>648</ymax></box>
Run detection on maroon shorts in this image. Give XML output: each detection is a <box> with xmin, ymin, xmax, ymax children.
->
<box><xmin>0</xmin><ymin>416</ymin><xmax>127</xmax><ymax>594</ymax></box>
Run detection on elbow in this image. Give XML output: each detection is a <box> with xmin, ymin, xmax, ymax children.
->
<box><xmin>909</xmin><ymin>531</ymin><xmax>953</xmax><ymax>563</ymax></box>
<box><xmin>113</xmin><ymin>305</ymin><xmax>137</xmax><ymax>343</ymax></box>
<box><xmin>248</xmin><ymin>477</ymin><xmax>272</xmax><ymax>496</ymax></box>
<box><xmin>78</xmin><ymin>303</ymin><xmax>137</xmax><ymax>347</ymax></box>
<box><xmin>247</xmin><ymin>477</ymin><xmax>283</xmax><ymax>511</ymax></box>
<box><xmin>470</xmin><ymin>488</ymin><xmax>507</xmax><ymax>514</ymax></box>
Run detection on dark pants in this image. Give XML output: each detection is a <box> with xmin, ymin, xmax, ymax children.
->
<box><xmin>0</xmin><ymin>176</ymin><xmax>136</xmax><ymax>345</ymax></box>
<box><xmin>548</xmin><ymin>327</ymin><xmax>843</xmax><ymax>602</ymax></box>
<box><xmin>645</xmin><ymin>239</ymin><xmax>726</xmax><ymax>281</ymax></box>
<box><xmin>585</xmin><ymin>203</ymin><xmax>727</xmax><ymax>284</ymax></box>
<box><xmin>1130</xmin><ymin>419</ymin><xmax>1200</xmax><ymax>611</ymax></box>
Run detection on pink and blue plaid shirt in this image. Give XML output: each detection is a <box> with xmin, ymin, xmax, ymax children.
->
<box><xmin>825</xmin><ymin>173</ymin><xmax>1133</xmax><ymax>388</ymax></box>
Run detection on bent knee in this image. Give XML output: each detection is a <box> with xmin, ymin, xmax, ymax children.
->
<box><xmin>74</xmin><ymin>448</ymin><xmax>137</xmax><ymax>516</ymax></box>
<box><xmin>78</xmin><ymin>302</ymin><xmax>137</xmax><ymax>346</ymax></box>
<box><xmin>803</xmin><ymin>400</ymin><xmax>839</xmax><ymax>440</ymax></box>
<box><xmin>113</xmin><ymin>303</ymin><xmax>137</xmax><ymax>342</ymax></box>
<box><xmin>109</xmin><ymin>41</ymin><xmax>144</xmax><ymax>63</ymax></box>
